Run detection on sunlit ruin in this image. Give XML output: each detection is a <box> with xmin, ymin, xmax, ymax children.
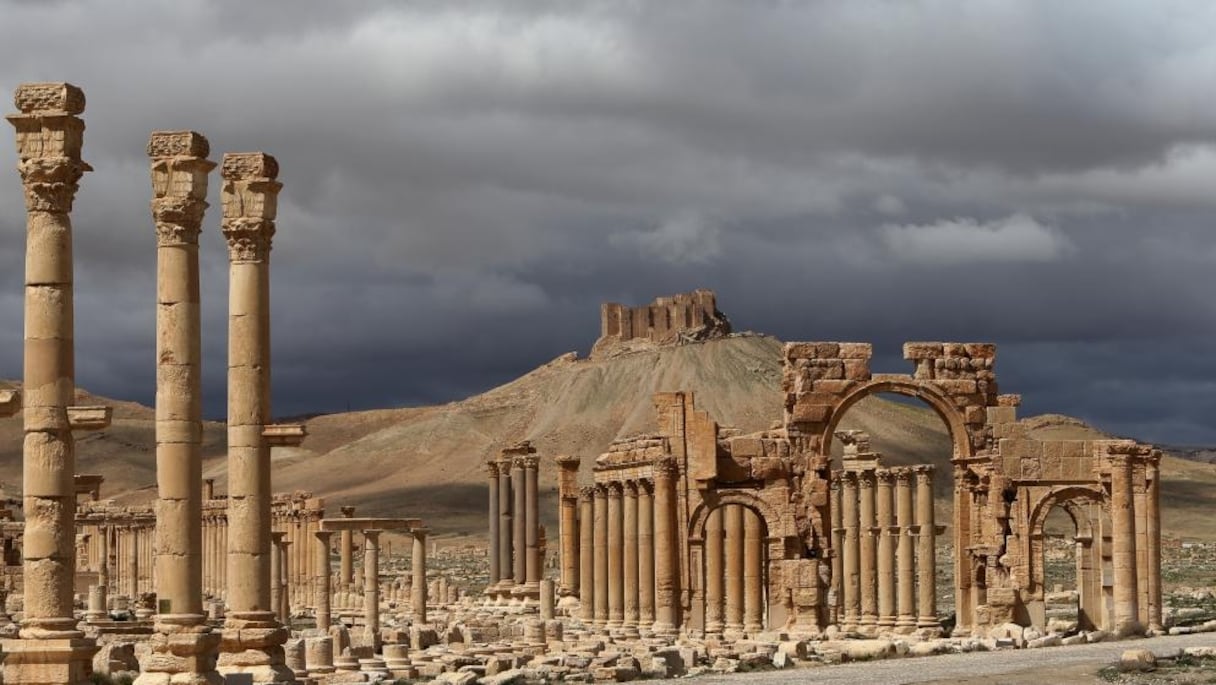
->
<box><xmin>0</xmin><ymin>81</ymin><xmax>1193</xmax><ymax>685</ymax></box>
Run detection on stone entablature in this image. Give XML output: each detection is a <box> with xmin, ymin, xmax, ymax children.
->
<box><xmin>592</xmin><ymin>289</ymin><xmax>731</xmax><ymax>359</ymax></box>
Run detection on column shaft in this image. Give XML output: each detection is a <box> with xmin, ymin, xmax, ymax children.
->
<box><xmin>652</xmin><ymin>458</ymin><xmax>680</xmax><ymax>635</ymax></box>
<box><xmin>314</xmin><ymin>531</ymin><xmax>332</xmax><ymax>630</ymax></box>
<box><xmin>841</xmin><ymin>473</ymin><xmax>860</xmax><ymax>631</ymax></box>
<box><xmin>412</xmin><ymin>529</ymin><xmax>428</xmax><ymax>623</ymax></box>
<box><xmin>497</xmin><ymin>460</ymin><xmax>513</xmax><ymax>588</ymax></box>
<box><xmin>363</xmin><ymin>531</ymin><xmax>380</xmax><ymax>645</ymax></box>
<box><xmin>524</xmin><ymin>456</ymin><xmax>540</xmax><ymax>587</ymax></box>
<box><xmin>607</xmin><ymin>483</ymin><xmax>624</xmax><ymax>629</ymax></box>
<box><xmin>340</xmin><ymin>506</ymin><xmax>355</xmax><ymax>592</ymax></box>
<box><xmin>1146</xmin><ymin>456</ymin><xmax>1162</xmax><ymax>631</ymax></box>
<box><xmin>623</xmin><ymin>482</ymin><xmax>639</xmax><ymax>632</ymax></box>
<box><xmin>593</xmin><ymin>485</ymin><xmax>608</xmax><ymax>627</ymax></box>
<box><xmin>1110</xmin><ymin>454</ymin><xmax>1141</xmax><ymax>635</ymax></box>
<box><xmin>578</xmin><ymin>490</ymin><xmax>595</xmax><ymax>623</ymax></box>
<box><xmin>829</xmin><ymin>478</ymin><xmax>843</xmax><ymax>627</ymax></box>
<box><xmin>743</xmin><ymin>507</ymin><xmax>764</xmax><ymax>633</ymax></box>
<box><xmin>895</xmin><ymin>470</ymin><xmax>916</xmax><ymax>632</ymax></box>
<box><xmin>511</xmin><ymin>459</ymin><xmax>527</xmax><ymax>585</ymax></box>
<box><xmin>705</xmin><ymin>506</ymin><xmax>725</xmax><ymax>634</ymax></box>
<box><xmin>876</xmin><ymin>470</ymin><xmax>896</xmax><ymax>629</ymax></box>
<box><xmin>638</xmin><ymin>482</ymin><xmax>655</xmax><ymax>628</ymax></box>
<box><xmin>487</xmin><ymin>463</ymin><xmax>500</xmax><ymax>586</ymax></box>
<box><xmin>915</xmin><ymin>466</ymin><xmax>939</xmax><ymax>629</ymax></box>
<box><xmin>858</xmin><ymin>470</ymin><xmax>877</xmax><ymax>630</ymax></box>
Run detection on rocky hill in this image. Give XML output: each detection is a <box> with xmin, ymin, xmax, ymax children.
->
<box><xmin>1</xmin><ymin>334</ymin><xmax>1215</xmax><ymax>540</ymax></box>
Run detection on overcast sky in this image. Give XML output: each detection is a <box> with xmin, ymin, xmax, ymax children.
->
<box><xmin>1</xmin><ymin>1</ymin><xmax>1215</xmax><ymax>444</ymax></box>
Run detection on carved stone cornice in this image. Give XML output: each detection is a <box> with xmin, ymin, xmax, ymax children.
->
<box><xmin>220</xmin><ymin>152</ymin><xmax>280</xmax><ymax>264</ymax></box>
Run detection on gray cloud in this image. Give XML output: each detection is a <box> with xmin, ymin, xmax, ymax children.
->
<box><xmin>0</xmin><ymin>1</ymin><xmax>1213</xmax><ymax>443</ymax></box>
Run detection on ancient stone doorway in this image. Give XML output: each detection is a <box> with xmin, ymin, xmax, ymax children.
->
<box><xmin>700</xmin><ymin>503</ymin><xmax>769</xmax><ymax>636</ymax></box>
<box><xmin>1027</xmin><ymin>489</ymin><xmax>1107</xmax><ymax>632</ymax></box>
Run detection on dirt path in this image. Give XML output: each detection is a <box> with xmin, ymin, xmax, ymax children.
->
<box><xmin>679</xmin><ymin>633</ymin><xmax>1216</xmax><ymax>685</ymax></box>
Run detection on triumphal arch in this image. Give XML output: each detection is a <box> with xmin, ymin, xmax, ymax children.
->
<box><xmin>557</xmin><ymin>340</ymin><xmax>1162</xmax><ymax>638</ymax></box>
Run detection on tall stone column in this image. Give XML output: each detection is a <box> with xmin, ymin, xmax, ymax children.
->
<box><xmin>362</xmin><ymin>531</ymin><xmax>380</xmax><ymax>648</ymax></box>
<box><xmin>270</xmin><ymin>532</ymin><xmax>286</xmax><ymax>624</ymax></box>
<box><xmin>858</xmin><ymin>470</ymin><xmax>878</xmax><ymax>632</ymax></box>
<box><xmin>606</xmin><ymin>482</ymin><xmax>624</xmax><ymax>630</ymax></box>
<box><xmin>523</xmin><ymin>454</ymin><xmax>541</xmax><ymax>595</ymax></box>
<box><xmin>914</xmin><ymin>465</ymin><xmax>939</xmax><ymax>630</ymax></box>
<box><xmin>138</xmin><ymin>130</ymin><xmax>222</xmax><ymax>685</ymax></box>
<box><xmin>511</xmin><ymin>456</ymin><xmax>527</xmax><ymax>591</ymax></box>
<box><xmin>623</xmin><ymin>481</ymin><xmax>640</xmax><ymax>635</ymax></box>
<box><xmin>1109</xmin><ymin>452</ymin><xmax>1141</xmax><ymax>636</ymax></box>
<box><xmin>314</xmin><ymin>531</ymin><xmax>332</xmax><ymax>631</ymax></box>
<box><xmin>486</xmin><ymin>460</ymin><xmax>500</xmax><ymax>590</ymax></box>
<box><xmin>894</xmin><ymin>469</ymin><xmax>916</xmax><ymax>633</ymax></box>
<box><xmin>876</xmin><ymin>469</ymin><xmax>896</xmax><ymax>630</ymax></box>
<box><xmin>1146</xmin><ymin>452</ymin><xmax>1162</xmax><ymax>631</ymax></box>
<box><xmin>652</xmin><ymin>457</ymin><xmax>681</xmax><ymax>636</ymax></box>
<box><xmin>497</xmin><ymin>456</ymin><xmax>513</xmax><ymax>595</ymax></box>
<box><xmin>4</xmin><ymin>82</ymin><xmax>99</xmax><ymax>685</ymax></box>
<box><xmin>592</xmin><ymin>485</ymin><xmax>608</xmax><ymax>628</ymax></box>
<box><xmin>556</xmin><ymin>455</ymin><xmax>581</xmax><ymax>598</ymax></box>
<box><xmin>638</xmin><ymin>481</ymin><xmax>655</xmax><ymax>630</ymax></box>
<box><xmin>841</xmin><ymin>472</ymin><xmax>860</xmax><ymax>631</ymax></box>
<box><xmin>743</xmin><ymin>507</ymin><xmax>764</xmax><ymax>634</ymax></box>
<box><xmin>829</xmin><ymin>476</ymin><xmax>843</xmax><ymax>627</ymax></box>
<box><xmin>704</xmin><ymin>506</ymin><xmax>725</xmax><ymax>635</ymax></box>
<box><xmin>217</xmin><ymin>152</ymin><xmax>292</xmax><ymax>683</ymax></box>
<box><xmin>339</xmin><ymin>506</ymin><xmax>355</xmax><ymax>592</ymax></box>
<box><xmin>411</xmin><ymin>528</ymin><xmax>428</xmax><ymax>624</ymax></box>
<box><xmin>578</xmin><ymin>488</ymin><xmax>595</xmax><ymax>623</ymax></box>
<box><xmin>98</xmin><ymin>525</ymin><xmax>110</xmax><ymax>608</ymax></box>
<box><xmin>724</xmin><ymin>504</ymin><xmax>744</xmax><ymax>633</ymax></box>
<box><xmin>128</xmin><ymin>529</ymin><xmax>139</xmax><ymax>598</ymax></box>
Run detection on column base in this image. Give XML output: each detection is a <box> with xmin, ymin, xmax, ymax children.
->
<box><xmin>2</xmin><ymin>636</ymin><xmax>100</xmax><ymax>685</ymax></box>
<box><xmin>134</xmin><ymin>615</ymin><xmax>223</xmax><ymax>685</ymax></box>
<box><xmin>217</xmin><ymin>611</ymin><xmax>294</xmax><ymax>684</ymax></box>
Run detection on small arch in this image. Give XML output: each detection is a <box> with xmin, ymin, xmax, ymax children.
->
<box><xmin>688</xmin><ymin>488</ymin><xmax>787</xmax><ymax>541</ymax></box>
<box><xmin>819</xmin><ymin>377</ymin><xmax>975</xmax><ymax>460</ymax></box>
<box><xmin>1028</xmin><ymin>486</ymin><xmax>1106</xmax><ymax>540</ymax></box>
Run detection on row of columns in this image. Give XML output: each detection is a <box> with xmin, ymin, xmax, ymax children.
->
<box><xmin>830</xmin><ymin>465</ymin><xmax>939</xmax><ymax>634</ymax></box>
<box><xmin>485</xmin><ymin>444</ymin><xmax>541</xmax><ymax>602</ymax></box>
<box><xmin>1110</xmin><ymin>448</ymin><xmax>1163</xmax><ymax>635</ymax></box>
<box><xmin>703</xmin><ymin>504</ymin><xmax>766</xmax><ymax>635</ymax></box>
<box><xmin>575</xmin><ymin>456</ymin><xmax>680</xmax><ymax>635</ymax></box>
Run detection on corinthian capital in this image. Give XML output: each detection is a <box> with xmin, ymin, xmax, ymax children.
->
<box><xmin>220</xmin><ymin>152</ymin><xmax>280</xmax><ymax>263</ymax></box>
<box><xmin>8</xmin><ymin>83</ymin><xmax>91</xmax><ymax>214</ymax></box>
<box><xmin>149</xmin><ymin>131</ymin><xmax>214</xmax><ymax>246</ymax></box>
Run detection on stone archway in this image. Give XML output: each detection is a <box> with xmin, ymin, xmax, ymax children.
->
<box><xmin>691</xmin><ymin>501</ymin><xmax>771</xmax><ymax>636</ymax></box>
<box><xmin>1025</xmin><ymin>486</ymin><xmax>1107</xmax><ymax>632</ymax></box>
<box><xmin>818</xmin><ymin>377</ymin><xmax>975</xmax><ymax>461</ymax></box>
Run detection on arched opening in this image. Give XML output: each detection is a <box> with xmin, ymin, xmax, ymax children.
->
<box><xmin>827</xmin><ymin>390</ymin><xmax>958</xmax><ymax>632</ymax></box>
<box><xmin>1041</xmin><ymin>506</ymin><xmax>1082</xmax><ymax>633</ymax></box>
<box><xmin>699</xmin><ymin>502</ymin><xmax>769</xmax><ymax>636</ymax></box>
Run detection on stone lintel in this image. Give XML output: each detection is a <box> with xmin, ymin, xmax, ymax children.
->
<box><xmin>319</xmin><ymin>517</ymin><xmax>422</xmax><ymax>533</ymax></box>
<box><xmin>263</xmin><ymin>423</ymin><xmax>307</xmax><ymax>446</ymax></box>
<box><xmin>67</xmin><ymin>405</ymin><xmax>111</xmax><ymax>431</ymax></box>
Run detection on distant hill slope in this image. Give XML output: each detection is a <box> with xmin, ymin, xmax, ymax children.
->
<box><xmin>1</xmin><ymin>335</ymin><xmax>1215</xmax><ymax>539</ymax></box>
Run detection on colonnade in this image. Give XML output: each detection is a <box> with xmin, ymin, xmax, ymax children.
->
<box><xmin>830</xmin><ymin>464</ymin><xmax>939</xmax><ymax>634</ymax></box>
<box><xmin>570</xmin><ymin>456</ymin><xmax>680</xmax><ymax>636</ymax></box>
<box><xmin>702</xmin><ymin>504</ymin><xmax>767</xmax><ymax>635</ymax></box>
<box><xmin>485</xmin><ymin>442</ymin><xmax>541</xmax><ymax>602</ymax></box>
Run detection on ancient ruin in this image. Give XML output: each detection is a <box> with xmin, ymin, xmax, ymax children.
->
<box><xmin>0</xmin><ymin>80</ymin><xmax>1175</xmax><ymax>684</ymax></box>
<box><xmin>591</xmin><ymin>289</ymin><xmax>731</xmax><ymax>358</ymax></box>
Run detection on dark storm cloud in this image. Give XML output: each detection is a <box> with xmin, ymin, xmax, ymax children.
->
<box><xmin>0</xmin><ymin>0</ymin><xmax>1214</xmax><ymax>442</ymax></box>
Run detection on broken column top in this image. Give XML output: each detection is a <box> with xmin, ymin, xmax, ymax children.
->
<box><xmin>147</xmin><ymin>130</ymin><xmax>210</xmax><ymax>158</ymax></box>
<box><xmin>13</xmin><ymin>82</ymin><xmax>85</xmax><ymax>114</ymax></box>
<box><xmin>221</xmin><ymin>151</ymin><xmax>279</xmax><ymax>180</ymax></box>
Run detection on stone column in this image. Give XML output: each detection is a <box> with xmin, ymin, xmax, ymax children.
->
<box><xmin>137</xmin><ymin>130</ymin><xmax>222</xmax><ymax>685</ymax></box>
<box><xmin>724</xmin><ymin>504</ymin><xmax>744</xmax><ymax>633</ymax></box>
<box><xmin>652</xmin><ymin>457</ymin><xmax>680</xmax><ymax>636</ymax></box>
<box><xmin>556</xmin><ymin>455</ymin><xmax>581</xmax><ymax>597</ymax></box>
<box><xmin>4</xmin><ymin>82</ymin><xmax>99</xmax><ymax>685</ymax></box>
<box><xmin>638</xmin><ymin>481</ymin><xmax>655</xmax><ymax>630</ymax></box>
<box><xmin>523</xmin><ymin>454</ymin><xmax>541</xmax><ymax>596</ymax></box>
<box><xmin>841</xmin><ymin>472</ymin><xmax>860</xmax><ymax>631</ymax></box>
<box><xmin>876</xmin><ymin>469</ymin><xmax>896</xmax><ymax>630</ymax></box>
<box><xmin>128</xmin><ymin>529</ymin><xmax>139</xmax><ymax>599</ymax></box>
<box><xmin>98</xmin><ymin>525</ymin><xmax>110</xmax><ymax>605</ymax></box>
<box><xmin>914</xmin><ymin>465</ymin><xmax>939</xmax><ymax>630</ymax></box>
<box><xmin>486</xmin><ymin>460</ymin><xmax>500</xmax><ymax>590</ymax></box>
<box><xmin>858</xmin><ymin>470</ymin><xmax>878</xmax><ymax>633</ymax></box>
<box><xmin>339</xmin><ymin>506</ymin><xmax>355</xmax><ymax>592</ymax></box>
<box><xmin>743</xmin><ymin>507</ymin><xmax>764</xmax><ymax>634</ymax></box>
<box><xmin>894</xmin><ymin>469</ymin><xmax>916</xmax><ymax>633</ymax></box>
<box><xmin>411</xmin><ymin>528</ymin><xmax>428</xmax><ymax>623</ymax></box>
<box><xmin>578</xmin><ymin>488</ymin><xmax>595</xmax><ymax>623</ymax></box>
<box><xmin>218</xmin><ymin>152</ymin><xmax>292</xmax><ymax>682</ymax></box>
<box><xmin>1146</xmin><ymin>452</ymin><xmax>1162</xmax><ymax>631</ymax></box>
<box><xmin>279</xmin><ymin>538</ymin><xmax>291</xmax><ymax>622</ymax></box>
<box><xmin>314</xmin><ymin>531</ymin><xmax>332</xmax><ymax>631</ymax></box>
<box><xmin>1110</xmin><ymin>452</ymin><xmax>1141</xmax><ymax>636</ymax></box>
<box><xmin>362</xmin><ymin>531</ymin><xmax>380</xmax><ymax>648</ymax></box>
<box><xmin>497</xmin><ymin>456</ymin><xmax>514</xmax><ymax>594</ymax></box>
<box><xmin>606</xmin><ymin>482</ymin><xmax>624</xmax><ymax>630</ymax></box>
<box><xmin>270</xmin><ymin>532</ymin><xmax>286</xmax><ymax>624</ymax></box>
<box><xmin>511</xmin><ymin>456</ymin><xmax>527</xmax><ymax>590</ymax></box>
<box><xmin>829</xmin><ymin>476</ymin><xmax>843</xmax><ymax>627</ymax></box>
<box><xmin>623</xmin><ymin>481</ymin><xmax>639</xmax><ymax>635</ymax></box>
<box><xmin>592</xmin><ymin>484</ymin><xmax>608</xmax><ymax>628</ymax></box>
<box><xmin>704</xmin><ymin>506</ymin><xmax>725</xmax><ymax>635</ymax></box>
